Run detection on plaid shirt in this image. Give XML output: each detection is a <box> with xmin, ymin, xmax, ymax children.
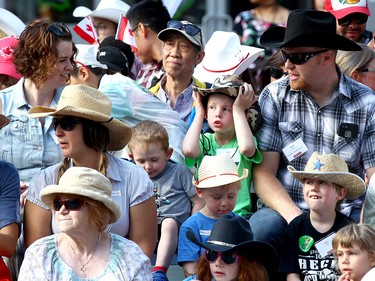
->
<box><xmin>256</xmin><ymin>71</ymin><xmax>375</xmax><ymax>214</ymax></box>
<box><xmin>135</xmin><ymin>61</ymin><xmax>164</xmax><ymax>89</ymax></box>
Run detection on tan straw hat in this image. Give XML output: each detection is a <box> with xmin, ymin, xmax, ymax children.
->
<box><xmin>40</xmin><ymin>167</ymin><xmax>120</xmax><ymax>223</ymax></box>
<box><xmin>287</xmin><ymin>151</ymin><xmax>365</xmax><ymax>200</ymax></box>
<box><xmin>28</xmin><ymin>84</ymin><xmax>131</xmax><ymax>151</ymax></box>
<box><xmin>193</xmin><ymin>153</ymin><xmax>248</xmax><ymax>188</ymax></box>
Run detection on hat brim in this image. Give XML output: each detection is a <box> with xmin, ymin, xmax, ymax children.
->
<box><xmin>0</xmin><ymin>8</ymin><xmax>25</xmax><ymax>36</ymax></box>
<box><xmin>193</xmin><ymin>169</ymin><xmax>248</xmax><ymax>188</ymax></box>
<box><xmin>260</xmin><ymin>26</ymin><xmax>361</xmax><ymax>51</ymax></box>
<box><xmin>193</xmin><ymin>85</ymin><xmax>240</xmax><ymax>99</ymax></box>
<box><xmin>287</xmin><ymin>166</ymin><xmax>366</xmax><ymax>199</ymax></box>
<box><xmin>158</xmin><ymin>29</ymin><xmax>202</xmax><ymax>49</ymax></box>
<box><xmin>40</xmin><ymin>185</ymin><xmax>120</xmax><ymax>224</ymax></box>
<box><xmin>0</xmin><ymin>63</ymin><xmax>22</xmax><ymax>79</ymax></box>
<box><xmin>331</xmin><ymin>8</ymin><xmax>371</xmax><ymax>19</ymax></box>
<box><xmin>28</xmin><ymin>106</ymin><xmax>131</xmax><ymax>151</ymax></box>
<box><xmin>73</xmin><ymin>6</ymin><xmax>127</xmax><ymax>23</ymax></box>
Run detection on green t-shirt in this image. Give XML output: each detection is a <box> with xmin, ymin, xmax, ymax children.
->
<box><xmin>185</xmin><ymin>133</ymin><xmax>262</xmax><ymax>217</ymax></box>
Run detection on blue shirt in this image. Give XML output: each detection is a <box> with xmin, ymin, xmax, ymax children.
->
<box><xmin>0</xmin><ymin>78</ymin><xmax>63</xmax><ymax>182</ymax></box>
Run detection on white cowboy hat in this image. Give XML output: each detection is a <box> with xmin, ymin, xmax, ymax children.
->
<box><xmin>28</xmin><ymin>84</ymin><xmax>132</xmax><ymax>151</ymax></box>
<box><xmin>73</xmin><ymin>0</ymin><xmax>130</xmax><ymax>23</ymax></box>
<box><xmin>0</xmin><ymin>8</ymin><xmax>25</xmax><ymax>36</ymax></box>
<box><xmin>194</xmin><ymin>31</ymin><xmax>264</xmax><ymax>84</ymax></box>
<box><xmin>288</xmin><ymin>151</ymin><xmax>366</xmax><ymax>200</ymax></box>
<box><xmin>40</xmin><ymin>167</ymin><xmax>121</xmax><ymax>223</ymax></box>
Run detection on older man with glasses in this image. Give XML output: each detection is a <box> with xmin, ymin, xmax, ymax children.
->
<box><xmin>248</xmin><ymin>9</ymin><xmax>375</xmax><ymax>278</ymax></box>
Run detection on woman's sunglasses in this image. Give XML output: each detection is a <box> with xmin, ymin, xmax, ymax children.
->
<box><xmin>45</xmin><ymin>23</ymin><xmax>72</xmax><ymax>37</ymax></box>
<box><xmin>53</xmin><ymin>198</ymin><xmax>84</xmax><ymax>211</ymax></box>
<box><xmin>52</xmin><ymin>117</ymin><xmax>81</xmax><ymax>131</ymax></box>
<box><xmin>281</xmin><ymin>49</ymin><xmax>328</xmax><ymax>65</ymax></box>
<box><xmin>270</xmin><ymin>67</ymin><xmax>288</xmax><ymax>79</ymax></box>
<box><xmin>338</xmin><ymin>13</ymin><xmax>368</xmax><ymax>26</ymax></box>
<box><xmin>205</xmin><ymin>249</ymin><xmax>239</xmax><ymax>265</ymax></box>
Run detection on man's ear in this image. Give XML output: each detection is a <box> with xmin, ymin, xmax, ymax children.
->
<box><xmin>350</xmin><ymin>70</ymin><xmax>360</xmax><ymax>81</ymax></box>
<box><xmin>77</xmin><ymin>66</ymin><xmax>90</xmax><ymax>81</ymax></box>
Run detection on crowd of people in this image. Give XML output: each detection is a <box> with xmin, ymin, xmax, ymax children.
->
<box><xmin>1</xmin><ymin>0</ymin><xmax>375</xmax><ymax>280</ymax></box>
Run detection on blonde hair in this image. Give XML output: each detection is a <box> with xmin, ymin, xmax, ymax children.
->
<box><xmin>128</xmin><ymin>120</ymin><xmax>169</xmax><ymax>153</ymax></box>
<box><xmin>336</xmin><ymin>43</ymin><xmax>375</xmax><ymax>76</ymax></box>
<box><xmin>333</xmin><ymin>223</ymin><xmax>375</xmax><ymax>257</ymax></box>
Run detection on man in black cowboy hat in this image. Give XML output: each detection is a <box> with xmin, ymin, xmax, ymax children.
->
<box><xmin>249</xmin><ymin>9</ymin><xmax>375</xmax><ymax>262</ymax></box>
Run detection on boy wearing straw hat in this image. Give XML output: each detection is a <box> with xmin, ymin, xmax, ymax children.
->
<box><xmin>280</xmin><ymin>152</ymin><xmax>366</xmax><ymax>280</ymax></box>
<box><xmin>177</xmin><ymin>154</ymin><xmax>247</xmax><ymax>278</ymax></box>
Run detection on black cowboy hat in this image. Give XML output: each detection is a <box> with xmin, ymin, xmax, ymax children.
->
<box><xmin>260</xmin><ymin>9</ymin><xmax>361</xmax><ymax>51</ymax></box>
<box><xmin>186</xmin><ymin>214</ymin><xmax>277</xmax><ymax>278</ymax></box>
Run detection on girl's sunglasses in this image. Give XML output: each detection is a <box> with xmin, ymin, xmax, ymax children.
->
<box><xmin>205</xmin><ymin>249</ymin><xmax>239</xmax><ymax>265</ymax></box>
<box><xmin>52</xmin><ymin>117</ymin><xmax>81</xmax><ymax>131</ymax></box>
<box><xmin>281</xmin><ymin>49</ymin><xmax>328</xmax><ymax>65</ymax></box>
<box><xmin>53</xmin><ymin>198</ymin><xmax>84</xmax><ymax>211</ymax></box>
<box><xmin>270</xmin><ymin>67</ymin><xmax>288</xmax><ymax>79</ymax></box>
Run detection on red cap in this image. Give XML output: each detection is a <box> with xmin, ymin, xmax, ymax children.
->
<box><xmin>0</xmin><ymin>36</ymin><xmax>21</xmax><ymax>79</ymax></box>
<box><xmin>325</xmin><ymin>0</ymin><xmax>371</xmax><ymax>19</ymax></box>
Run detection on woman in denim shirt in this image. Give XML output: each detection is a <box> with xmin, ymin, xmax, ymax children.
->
<box><xmin>0</xmin><ymin>18</ymin><xmax>77</xmax><ymax>185</ymax></box>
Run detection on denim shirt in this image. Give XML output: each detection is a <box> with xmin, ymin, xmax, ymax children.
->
<box><xmin>0</xmin><ymin>78</ymin><xmax>64</xmax><ymax>182</ymax></box>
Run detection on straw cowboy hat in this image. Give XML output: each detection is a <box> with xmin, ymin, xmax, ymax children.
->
<box><xmin>260</xmin><ymin>9</ymin><xmax>361</xmax><ymax>51</ymax></box>
<box><xmin>40</xmin><ymin>167</ymin><xmax>121</xmax><ymax>223</ymax></box>
<box><xmin>187</xmin><ymin>214</ymin><xmax>277</xmax><ymax>278</ymax></box>
<box><xmin>193</xmin><ymin>154</ymin><xmax>248</xmax><ymax>188</ymax></box>
<box><xmin>288</xmin><ymin>151</ymin><xmax>366</xmax><ymax>200</ymax></box>
<box><xmin>0</xmin><ymin>8</ymin><xmax>25</xmax><ymax>37</ymax></box>
<box><xmin>73</xmin><ymin>0</ymin><xmax>130</xmax><ymax>23</ymax></box>
<box><xmin>28</xmin><ymin>84</ymin><xmax>132</xmax><ymax>151</ymax></box>
<box><xmin>194</xmin><ymin>31</ymin><xmax>264</xmax><ymax>84</ymax></box>
<box><xmin>193</xmin><ymin>74</ymin><xmax>262</xmax><ymax>133</ymax></box>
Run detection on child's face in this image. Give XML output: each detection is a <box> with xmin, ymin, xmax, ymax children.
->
<box><xmin>130</xmin><ymin>142</ymin><xmax>172</xmax><ymax>178</ymax></box>
<box><xmin>208</xmin><ymin>252</ymin><xmax>240</xmax><ymax>281</ymax></box>
<box><xmin>302</xmin><ymin>178</ymin><xmax>346</xmax><ymax>213</ymax></box>
<box><xmin>197</xmin><ymin>184</ymin><xmax>239</xmax><ymax>218</ymax></box>
<box><xmin>206</xmin><ymin>94</ymin><xmax>235</xmax><ymax>135</ymax></box>
<box><xmin>336</xmin><ymin>243</ymin><xmax>375</xmax><ymax>281</ymax></box>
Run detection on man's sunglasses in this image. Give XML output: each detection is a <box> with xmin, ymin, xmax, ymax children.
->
<box><xmin>281</xmin><ymin>49</ymin><xmax>328</xmax><ymax>65</ymax></box>
<box><xmin>167</xmin><ymin>20</ymin><xmax>202</xmax><ymax>49</ymax></box>
<box><xmin>45</xmin><ymin>23</ymin><xmax>72</xmax><ymax>37</ymax></box>
<box><xmin>270</xmin><ymin>67</ymin><xmax>288</xmax><ymax>79</ymax></box>
<box><xmin>338</xmin><ymin>13</ymin><xmax>368</xmax><ymax>26</ymax></box>
<box><xmin>53</xmin><ymin>198</ymin><xmax>84</xmax><ymax>211</ymax></box>
<box><xmin>357</xmin><ymin>67</ymin><xmax>375</xmax><ymax>73</ymax></box>
<box><xmin>52</xmin><ymin>117</ymin><xmax>81</xmax><ymax>131</ymax></box>
<box><xmin>205</xmin><ymin>249</ymin><xmax>239</xmax><ymax>265</ymax></box>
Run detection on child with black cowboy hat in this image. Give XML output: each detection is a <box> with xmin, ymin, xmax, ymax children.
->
<box><xmin>280</xmin><ymin>152</ymin><xmax>366</xmax><ymax>280</ymax></box>
<box><xmin>182</xmin><ymin>74</ymin><xmax>262</xmax><ymax>219</ymax></box>
<box><xmin>183</xmin><ymin>214</ymin><xmax>277</xmax><ymax>281</ymax></box>
<box><xmin>250</xmin><ymin>8</ymin><xmax>375</xmax><ymax>265</ymax></box>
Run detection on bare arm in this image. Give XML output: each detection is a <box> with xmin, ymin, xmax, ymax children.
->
<box><xmin>253</xmin><ymin>151</ymin><xmax>302</xmax><ymax>223</ymax></box>
<box><xmin>128</xmin><ymin>197</ymin><xmax>157</xmax><ymax>259</ymax></box>
<box><xmin>287</xmin><ymin>273</ymin><xmax>301</xmax><ymax>281</ymax></box>
<box><xmin>183</xmin><ymin>261</ymin><xmax>197</xmax><ymax>278</ymax></box>
<box><xmin>190</xmin><ymin>194</ymin><xmax>205</xmax><ymax>214</ymax></box>
<box><xmin>232</xmin><ymin>83</ymin><xmax>257</xmax><ymax>158</ymax></box>
<box><xmin>23</xmin><ymin>200</ymin><xmax>52</xmax><ymax>248</ymax></box>
<box><xmin>0</xmin><ymin>223</ymin><xmax>19</xmax><ymax>257</ymax></box>
<box><xmin>182</xmin><ymin>92</ymin><xmax>204</xmax><ymax>159</ymax></box>
<box><xmin>366</xmin><ymin>167</ymin><xmax>375</xmax><ymax>182</ymax></box>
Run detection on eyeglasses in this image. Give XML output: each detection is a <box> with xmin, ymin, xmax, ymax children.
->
<box><xmin>131</xmin><ymin>23</ymin><xmax>150</xmax><ymax>33</ymax></box>
<box><xmin>357</xmin><ymin>68</ymin><xmax>375</xmax><ymax>73</ymax></box>
<box><xmin>270</xmin><ymin>67</ymin><xmax>288</xmax><ymax>79</ymax></box>
<box><xmin>167</xmin><ymin>20</ymin><xmax>202</xmax><ymax>49</ymax></box>
<box><xmin>45</xmin><ymin>22</ymin><xmax>72</xmax><ymax>37</ymax></box>
<box><xmin>281</xmin><ymin>49</ymin><xmax>328</xmax><ymax>65</ymax></box>
<box><xmin>205</xmin><ymin>249</ymin><xmax>239</xmax><ymax>265</ymax></box>
<box><xmin>53</xmin><ymin>198</ymin><xmax>84</xmax><ymax>211</ymax></box>
<box><xmin>52</xmin><ymin>117</ymin><xmax>81</xmax><ymax>131</ymax></box>
<box><xmin>338</xmin><ymin>13</ymin><xmax>368</xmax><ymax>26</ymax></box>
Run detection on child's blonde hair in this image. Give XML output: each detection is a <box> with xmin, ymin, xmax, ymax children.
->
<box><xmin>333</xmin><ymin>223</ymin><xmax>375</xmax><ymax>257</ymax></box>
<box><xmin>128</xmin><ymin>120</ymin><xmax>169</xmax><ymax>153</ymax></box>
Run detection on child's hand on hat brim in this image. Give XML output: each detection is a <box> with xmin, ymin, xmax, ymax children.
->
<box><xmin>233</xmin><ymin>83</ymin><xmax>258</xmax><ymax>112</ymax></box>
<box><xmin>193</xmin><ymin>91</ymin><xmax>205</xmax><ymax>117</ymax></box>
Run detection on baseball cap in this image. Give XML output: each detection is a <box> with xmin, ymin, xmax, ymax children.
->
<box><xmin>0</xmin><ymin>36</ymin><xmax>21</xmax><ymax>79</ymax></box>
<box><xmin>158</xmin><ymin>20</ymin><xmax>204</xmax><ymax>50</ymax></box>
<box><xmin>325</xmin><ymin>0</ymin><xmax>371</xmax><ymax>19</ymax></box>
<box><xmin>75</xmin><ymin>44</ymin><xmax>108</xmax><ymax>69</ymax></box>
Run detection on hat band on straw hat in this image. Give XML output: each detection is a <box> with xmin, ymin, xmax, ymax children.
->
<box><xmin>196</xmin><ymin>173</ymin><xmax>240</xmax><ymax>185</ymax></box>
<box><xmin>203</xmin><ymin>53</ymin><xmax>250</xmax><ymax>73</ymax></box>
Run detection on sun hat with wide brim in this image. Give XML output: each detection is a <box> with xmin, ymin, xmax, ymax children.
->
<box><xmin>40</xmin><ymin>166</ymin><xmax>120</xmax><ymax>224</ymax></box>
<box><xmin>0</xmin><ymin>8</ymin><xmax>26</xmax><ymax>37</ymax></box>
<box><xmin>325</xmin><ymin>0</ymin><xmax>371</xmax><ymax>19</ymax></box>
<box><xmin>28</xmin><ymin>84</ymin><xmax>132</xmax><ymax>151</ymax></box>
<box><xmin>260</xmin><ymin>9</ymin><xmax>361</xmax><ymax>51</ymax></box>
<box><xmin>187</xmin><ymin>214</ymin><xmax>277</xmax><ymax>278</ymax></box>
<box><xmin>287</xmin><ymin>151</ymin><xmax>366</xmax><ymax>200</ymax></box>
<box><xmin>193</xmin><ymin>153</ymin><xmax>248</xmax><ymax>188</ymax></box>
<box><xmin>194</xmin><ymin>31</ymin><xmax>264</xmax><ymax>84</ymax></box>
<box><xmin>73</xmin><ymin>0</ymin><xmax>130</xmax><ymax>23</ymax></box>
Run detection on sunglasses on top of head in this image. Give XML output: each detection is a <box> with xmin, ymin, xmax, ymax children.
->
<box><xmin>53</xmin><ymin>198</ymin><xmax>84</xmax><ymax>211</ymax></box>
<box><xmin>167</xmin><ymin>20</ymin><xmax>202</xmax><ymax>48</ymax></box>
<box><xmin>281</xmin><ymin>49</ymin><xmax>328</xmax><ymax>65</ymax></box>
<box><xmin>338</xmin><ymin>13</ymin><xmax>368</xmax><ymax>26</ymax></box>
<box><xmin>205</xmin><ymin>249</ymin><xmax>240</xmax><ymax>265</ymax></box>
<box><xmin>52</xmin><ymin>116</ymin><xmax>81</xmax><ymax>131</ymax></box>
<box><xmin>45</xmin><ymin>22</ymin><xmax>72</xmax><ymax>37</ymax></box>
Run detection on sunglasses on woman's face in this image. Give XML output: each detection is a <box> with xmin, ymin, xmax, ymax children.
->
<box><xmin>270</xmin><ymin>67</ymin><xmax>288</xmax><ymax>79</ymax></box>
<box><xmin>53</xmin><ymin>198</ymin><xmax>84</xmax><ymax>211</ymax></box>
<box><xmin>52</xmin><ymin>117</ymin><xmax>81</xmax><ymax>131</ymax></box>
<box><xmin>205</xmin><ymin>249</ymin><xmax>239</xmax><ymax>265</ymax></box>
<box><xmin>281</xmin><ymin>49</ymin><xmax>328</xmax><ymax>65</ymax></box>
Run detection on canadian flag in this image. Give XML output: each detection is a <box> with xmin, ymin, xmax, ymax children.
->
<box><xmin>73</xmin><ymin>16</ymin><xmax>98</xmax><ymax>45</ymax></box>
<box><xmin>115</xmin><ymin>15</ymin><xmax>138</xmax><ymax>54</ymax></box>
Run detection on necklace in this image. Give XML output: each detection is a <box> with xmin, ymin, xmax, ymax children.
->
<box><xmin>67</xmin><ymin>232</ymin><xmax>102</xmax><ymax>272</ymax></box>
